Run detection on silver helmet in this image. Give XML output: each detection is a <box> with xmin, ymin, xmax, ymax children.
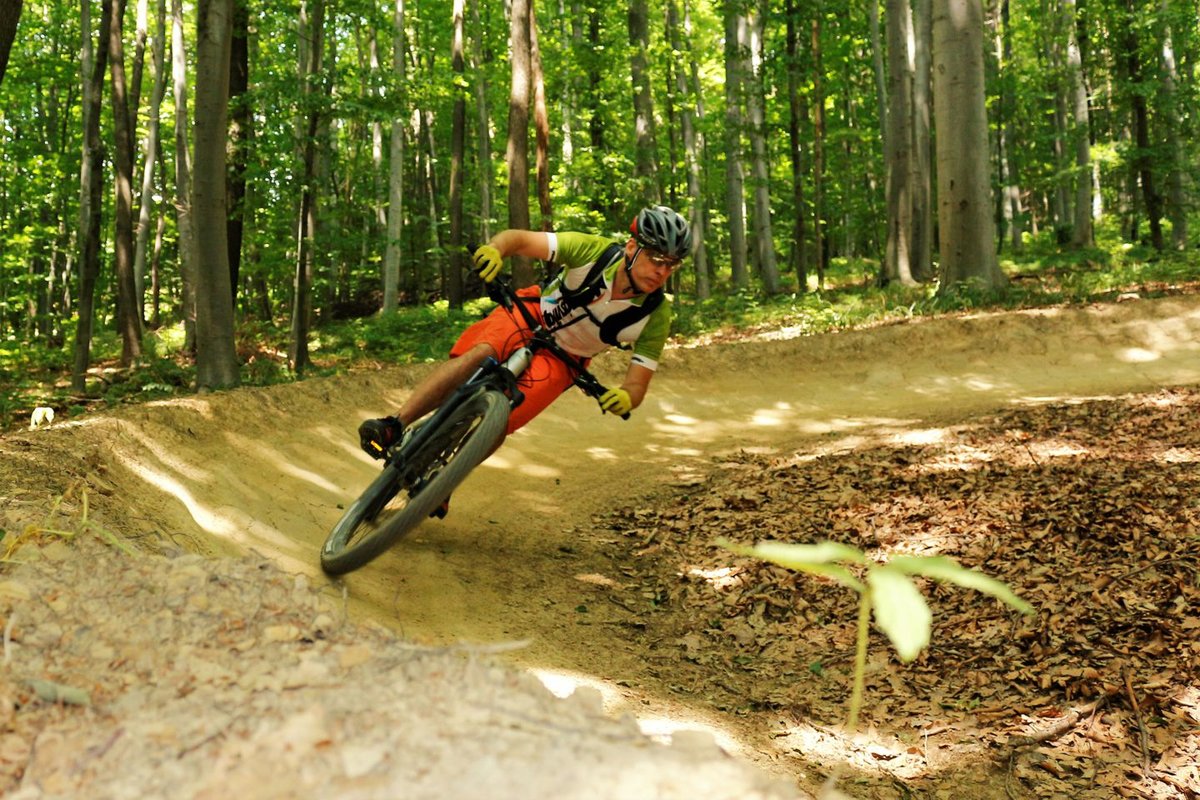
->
<box><xmin>630</xmin><ymin>205</ymin><xmax>692</xmax><ymax>259</ymax></box>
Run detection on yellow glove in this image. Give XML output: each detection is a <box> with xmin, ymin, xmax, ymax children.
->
<box><xmin>472</xmin><ymin>244</ymin><xmax>503</xmax><ymax>283</ymax></box>
<box><xmin>598</xmin><ymin>387</ymin><xmax>633</xmax><ymax>416</ymax></box>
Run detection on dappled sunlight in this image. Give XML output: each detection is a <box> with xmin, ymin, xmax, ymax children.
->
<box><xmin>1116</xmin><ymin>346</ymin><xmax>1161</xmax><ymax>363</ymax></box>
<box><xmin>114</xmin><ymin>419</ymin><xmax>215</xmax><ymax>484</ymax></box>
<box><xmin>582</xmin><ymin>446</ymin><xmax>619</xmax><ymax>461</ymax></box>
<box><xmin>222</xmin><ymin>430</ymin><xmax>344</xmax><ymax>494</ymax></box>
<box><xmin>529</xmin><ymin>668</ymin><xmax>744</xmax><ymax>754</ymax></box>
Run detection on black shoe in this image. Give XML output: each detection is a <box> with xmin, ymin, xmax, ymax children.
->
<box><xmin>429</xmin><ymin>497</ymin><xmax>451</xmax><ymax>519</ymax></box>
<box><xmin>358</xmin><ymin>416</ymin><xmax>404</xmax><ymax>459</ymax></box>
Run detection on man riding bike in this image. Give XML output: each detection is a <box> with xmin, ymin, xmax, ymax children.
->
<box><xmin>357</xmin><ymin>205</ymin><xmax>693</xmax><ymax>465</ymax></box>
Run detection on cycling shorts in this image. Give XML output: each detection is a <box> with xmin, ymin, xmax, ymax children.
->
<box><xmin>449</xmin><ymin>286</ymin><xmax>584</xmax><ymax>434</ymax></box>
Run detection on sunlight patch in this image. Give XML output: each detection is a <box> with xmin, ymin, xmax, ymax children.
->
<box><xmin>583</xmin><ymin>447</ymin><xmax>619</xmax><ymax>461</ymax></box>
<box><xmin>687</xmin><ymin>565</ymin><xmax>743</xmax><ymax>590</ymax></box>
<box><xmin>1116</xmin><ymin>347</ymin><xmax>1161</xmax><ymax>363</ymax></box>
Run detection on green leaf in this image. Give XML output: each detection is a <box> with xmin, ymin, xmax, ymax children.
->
<box><xmin>717</xmin><ymin>539</ymin><xmax>866</xmax><ymax>591</ymax></box>
<box><xmin>889</xmin><ymin>555</ymin><xmax>1034</xmax><ymax>615</ymax></box>
<box><xmin>867</xmin><ymin>566</ymin><xmax>931</xmax><ymax>662</ymax></box>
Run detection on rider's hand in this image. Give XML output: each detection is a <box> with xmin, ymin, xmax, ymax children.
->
<box><xmin>598</xmin><ymin>387</ymin><xmax>633</xmax><ymax>416</ymax></box>
<box><xmin>471</xmin><ymin>244</ymin><xmax>503</xmax><ymax>283</ymax></box>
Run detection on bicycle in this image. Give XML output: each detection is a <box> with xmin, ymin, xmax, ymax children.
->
<box><xmin>320</xmin><ymin>275</ymin><xmax>627</xmax><ymax>576</ymax></box>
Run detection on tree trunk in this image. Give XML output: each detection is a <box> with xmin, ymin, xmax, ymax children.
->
<box><xmin>531</xmin><ymin>4</ymin><xmax>552</xmax><ymax>231</ymax></box>
<box><xmin>1159</xmin><ymin>0</ymin><xmax>1187</xmax><ymax>249</ymax></box>
<box><xmin>724</xmin><ymin>4</ymin><xmax>748</xmax><ymax>288</ymax></box>
<box><xmin>1121</xmin><ymin>1</ymin><xmax>1163</xmax><ymax>251</ymax></box>
<box><xmin>628</xmin><ymin>0</ymin><xmax>660</xmax><ymax>204</ymax></box>
<box><xmin>470</xmin><ymin>0</ymin><xmax>492</xmax><ymax>242</ymax></box>
<box><xmin>194</xmin><ymin>0</ymin><xmax>240</xmax><ymax>389</ymax></box>
<box><xmin>996</xmin><ymin>0</ymin><xmax>1022</xmax><ymax>253</ymax></box>
<box><xmin>171</xmin><ymin>0</ymin><xmax>197</xmax><ymax>353</ymax></box>
<box><xmin>448</xmin><ymin>0</ymin><xmax>466</xmax><ymax>308</ymax></box>
<box><xmin>911</xmin><ymin>0</ymin><xmax>934</xmax><ymax>279</ymax></box>
<box><xmin>109</xmin><ymin>0</ymin><xmax>144</xmax><ymax>365</ymax></box>
<box><xmin>884</xmin><ymin>0</ymin><xmax>916</xmax><ymax>286</ymax></box>
<box><xmin>746</xmin><ymin>0</ymin><xmax>779</xmax><ymax>293</ymax></box>
<box><xmin>1064</xmin><ymin>0</ymin><xmax>1093</xmax><ymax>247</ymax></box>
<box><xmin>383</xmin><ymin>0</ymin><xmax>405</xmax><ymax>312</ymax></box>
<box><xmin>669</xmin><ymin>0</ymin><xmax>708</xmax><ymax>299</ymax></box>
<box><xmin>811</xmin><ymin>16</ymin><xmax>827</xmax><ymax>289</ymax></box>
<box><xmin>72</xmin><ymin>0</ymin><xmax>111</xmax><ymax>393</ymax></box>
<box><xmin>0</xmin><ymin>0</ymin><xmax>22</xmax><ymax>86</ymax></box>
<box><xmin>227</xmin><ymin>0</ymin><xmax>249</xmax><ymax>301</ymax></box>
<box><xmin>932</xmin><ymin>0</ymin><xmax>1004</xmax><ymax>293</ymax></box>
<box><xmin>1043</xmin><ymin>0</ymin><xmax>1070</xmax><ymax>241</ymax></box>
<box><xmin>289</xmin><ymin>0</ymin><xmax>325</xmax><ymax>374</ymax></box>
<box><xmin>785</xmin><ymin>0</ymin><xmax>807</xmax><ymax>292</ymax></box>
<box><xmin>507</xmin><ymin>0</ymin><xmax>534</xmax><ymax>286</ymax></box>
<box><xmin>133</xmin><ymin>0</ymin><xmax>167</xmax><ymax>321</ymax></box>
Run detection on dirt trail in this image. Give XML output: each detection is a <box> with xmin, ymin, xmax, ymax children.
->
<box><xmin>4</xmin><ymin>293</ymin><xmax>1200</xmax><ymax>798</ymax></box>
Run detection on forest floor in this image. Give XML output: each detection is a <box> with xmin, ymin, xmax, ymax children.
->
<box><xmin>2</xmin><ymin>291</ymin><xmax>1200</xmax><ymax>799</ymax></box>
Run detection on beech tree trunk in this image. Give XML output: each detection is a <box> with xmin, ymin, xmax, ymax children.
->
<box><xmin>506</xmin><ymin>0</ymin><xmax>534</xmax><ymax>285</ymax></box>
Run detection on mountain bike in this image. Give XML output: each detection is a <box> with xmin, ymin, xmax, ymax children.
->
<box><xmin>320</xmin><ymin>275</ymin><xmax>627</xmax><ymax>576</ymax></box>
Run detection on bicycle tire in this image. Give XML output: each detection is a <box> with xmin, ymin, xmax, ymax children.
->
<box><xmin>320</xmin><ymin>388</ymin><xmax>510</xmax><ymax>576</ymax></box>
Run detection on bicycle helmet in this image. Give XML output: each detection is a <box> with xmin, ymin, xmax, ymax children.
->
<box><xmin>629</xmin><ymin>205</ymin><xmax>693</xmax><ymax>260</ymax></box>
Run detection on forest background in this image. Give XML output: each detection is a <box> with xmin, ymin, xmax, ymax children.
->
<box><xmin>0</xmin><ymin>0</ymin><xmax>1197</xmax><ymax>422</ymax></box>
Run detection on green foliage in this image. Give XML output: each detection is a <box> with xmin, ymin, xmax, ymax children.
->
<box><xmin>320</xmin><ymin>297</ymin><xmax>496</xmax><ymax>364</ymax></box>
<box><xmin>719</xmin><ymin>538</ymin><xmax>1032</xmax><ymax>731</ymax></box>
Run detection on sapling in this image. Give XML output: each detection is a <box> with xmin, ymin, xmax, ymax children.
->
<box><xmin>717</xmin><ymin>538</ymin><xmax>1033</xmax><ymax>731</ymax></box>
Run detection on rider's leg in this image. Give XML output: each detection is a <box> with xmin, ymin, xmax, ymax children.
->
<box><xmin>396</xmin><ymin>342</ymin><xmax>497</xmax><ymax>426</ymax></box>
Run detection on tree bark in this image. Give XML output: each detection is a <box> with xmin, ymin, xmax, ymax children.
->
<box><xmin>669</xmin><ymin>0</ymin><xmax>708</xmax><ymax>299</ymax></box>
<box><xmin>382</xmin><ymin>0</ymin><xmax>405</xmax><ymax>312</ymax></box>
<box><xmin>724</xmin><ymin>3</ymin><xmax>748</xmax><ymax>289</ymax></box>
<box><xmin>1158</xmin><ymin>0</ymin><xmax>1187</xmax><ymax>249</ymax></box>
<box><xmin>0</xmin><ymin>0</ymin><xmax>22</xmax><ymax>86</ymax></box>
<box><xmin>1121</xmin><ymin>1</ymin><xmax>1163</xmax><ymax>251</ymax></box>
<box><xmin>785</xmin><ymin>0</ymin><xmax>807</xmax><ymax>292</ymax></box>
<box><xmin>628</xmin><ymin>0</ymin><xmax>660</xmax><ymax>205</ymax></box>
<box><xmin>1064</xmin><ymin>0</ymin><xmax>1093</xmax><ymax>247</ymax></box>
<box><xmin>746</xmin><ymin>0</ymin><xmax>779</xmax><ymax>293</ymax></box>
<box><xmin>109</xmin><ymin>0</ymin><xmax>144</xmax><ymax>366</ymax></box>
<box><xmin>226</xmin><ymin>0</ymin><xmax>250</xmax><ymax>300</ymax></box>
<box><xmin>171</xmin><ymin>0</ymin><xmax>197</xmax><ymax>353</ymax></box>
<box><xmin>448</xmin><ymin>0</ymin><xmax>466</xmax><ymax>308</ymax></box>
<box><xmin>72</xmin><ymin>0</ymin><xmax>111</xmax><ymax>393</ymax></box>
<box><xmin>470</xmin><ymin>0</ymin><xmax>492</xmax><ymax>242</ymax></box>
<box><xmin>932</xmin><ymin>0</ymin><xmax>1004</xmax><ymax>293</ymax></box>
<box><xmin>531</xmin><ymin>4</ymin><xmax>552</xmax><ymax>231</ymax></box>
<box><xmin>884</xmin><ymin>0</ymin><xmax>916</xmax><ymax>286</ymax></box>
<box><xmin>811</xmin><ymin>15</ymin><xmax>827</xmax><ymax>288</ymax></box>
<box><xmin>507</xmin><ymin>0</ymin><xmax>534</xmax><ymax>285</ymax></box>
<box><xmin>194</xmin><ymin>0</ymin><xmax>240</xmax><ymax>389</ymax></box>
<box><xmin>289</xmin><ymin>0</ymin><xmax>325</xmax><ymax>374</ymax></box>
<box><xmin>133</xmin><ymin>0</ymin><xmax>167</xmax><ymax>321</ymax></box>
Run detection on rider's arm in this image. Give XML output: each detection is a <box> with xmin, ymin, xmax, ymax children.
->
<box><xmin>487</xmin><ymin>230</ymin><xmax>552</xmax><ymax>261</ymax></box>
<box><xmin>619</xmin><ymin>363</ymin><xmax>655</xmax><ymax>410</ymax></box>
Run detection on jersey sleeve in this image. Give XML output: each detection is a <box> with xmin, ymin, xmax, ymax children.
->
<box><xmin>630</xmin><ymin>295</ymin><xmax>673</xmax><ymax>370</ymax></box>
<box><xmin>552</xmin><ymin>232</ymin><xmax>616</xmax><ymax>268</ymax></box>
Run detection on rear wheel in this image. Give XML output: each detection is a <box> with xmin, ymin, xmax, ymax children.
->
<box><xmin>320</xmin><ymin>389</ymin><xmax>509</xmax><ymax>575</ymax></box>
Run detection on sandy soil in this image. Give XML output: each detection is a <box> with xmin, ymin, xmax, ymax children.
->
<box><xmin>2</xmin><ymin>292</ymin><xmax>1200</xmax><ymax>799</ymax></box>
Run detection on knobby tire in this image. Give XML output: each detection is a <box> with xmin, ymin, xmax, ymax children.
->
<box><xmin>320</xmin><ymin>388</ymin><xmax>509</xmax><ymax>575</ymax></box>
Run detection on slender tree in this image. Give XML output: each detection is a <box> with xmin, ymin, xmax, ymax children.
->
<box><xmin>470</xmin><ymin>0</ymin><xmax>492</xmax><ymax>241</ymax></box>
<box><xmin>507</xmin><ymin>0</ymin><xmax>534</xmax><ymax>285</ymax></box>
<box><xmin>382</xmin><ymin>0</ymin><xmax>405</xmax><ymax>312</ymax></box>
<box><xmin>193</xmin><ymin>0</ymin><xmax>240</xmax><ymax>389</ymax></box>
<box><xmin>531</xmin><ymin>2</ymin><xmax>552</xmax><ymax>231</ymax></box>
<box><xmin>227</xmin><ymin>0</ymin><xmax>250</xmax><ymax>299</ymax></box>
<box><xmin>1064</xmin><ymin>0</ymin><xmax>1093</xmax><ymax>247</ymax></box>
<box><xmin>133</xmin><ymin>0</ymin><xmax>167</xmax><ymax>320</ymax></box>
<box><xmin>745</xmin><ymin>0</ymin><xmax>779</xmax><ymax>292</ymax></box>
<box><xmin>724</xmin><ymin>2</ymin><xmax>748</xmax><ymax>288</ymax></box>
<box><xmin>289</xmin><ymin>0</ymin><xmax>326</xmax><ymax>374</ymax></box>
<box><xmin>171</xmin><ymin>0</ymin><xmax>197</xmax><ymax>351</ymax></box>
<box><xmin>72</xmin><ymin>0</ymin><xmax>112</xmax><ymax>392</ymax></box>
<box><xmin>932</xmin><ymin>0</ymin><xmax>1005</xmax><ymax>292</ymax></box>
<box><xmin>669</xmin><ymin>0</ymin><xmax>708</xmax><ymax>298</ymax></box>
<box><xmin>448</xmin><ymin>0</ymin><xmax>466</xmax><ymax>308</ymax></box>
<box><xmin>883</xmin><ymin>0</ymin><xmax>916</xmax><ymax>286</ymax></box>
<box><xmin>109</xmin><ymin>0</ymin><xmax>144</xmax><ymax>365</ymax></box>
<box><xmin>629</xmin><ymin>0</ymin><xmax>660</xmax><ymax>204</ymax></box>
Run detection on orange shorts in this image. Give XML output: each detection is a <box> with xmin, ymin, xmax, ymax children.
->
<box><xmin>449</xmin><ymin>286</ymin><xmax>583</xmax><ymax>434</ymax></box>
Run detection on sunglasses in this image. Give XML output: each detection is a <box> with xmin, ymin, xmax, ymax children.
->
<box><xmin>643</xmin><ymin>249</ymin><xmax>682</xmax><ymax>270</ymax></box>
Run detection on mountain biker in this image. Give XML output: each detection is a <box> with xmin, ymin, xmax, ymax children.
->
<box><xmin>357</xmin><ymin>205</ymin><xmax>693</xmax><ymax>461</ymax></box>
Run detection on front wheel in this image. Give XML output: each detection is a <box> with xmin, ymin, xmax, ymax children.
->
<box><xmin>320</xmin><ymin>388</ymin><xmax>510</xmax><ymax>576</ymax></box>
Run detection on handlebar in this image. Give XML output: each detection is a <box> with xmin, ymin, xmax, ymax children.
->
<box><xmin>481</xmin><ymin>270</ymin><xmax>629</xmax><ymax>421</ymax></box>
